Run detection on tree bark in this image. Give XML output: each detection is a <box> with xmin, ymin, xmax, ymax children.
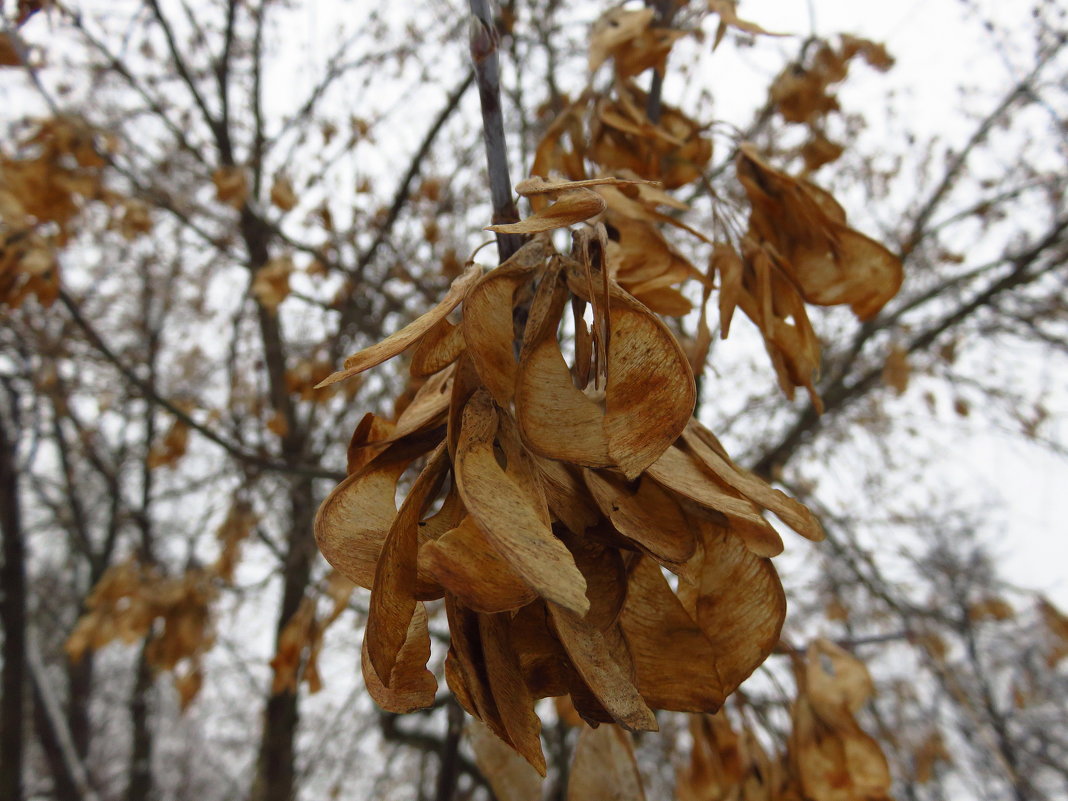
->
<box><xmin>0</xmin><ymin>394</ymin><xmax>26</xmax><ymax>801</ymax></box>
<box><xmin>249</xmin><ymin>478</ymin><xmax>316</xmax><ymax>801</ymax></box>
<box><xmin>243</xmin><ymin>209</ymin><xmax>318</xmax><ymax>801</ymax></box>
<box><xmin>125</xmin><ymin>643</ymin><xmax>154</xmax><ymax>801</ymax></box>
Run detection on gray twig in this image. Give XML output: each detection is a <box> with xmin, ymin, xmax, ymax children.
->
<box><xmin>468</xmin><ymin>0</ymin><xmax>524</xmax><ymax>264</ymax></box>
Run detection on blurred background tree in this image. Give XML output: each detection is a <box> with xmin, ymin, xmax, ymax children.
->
<box><xmin>1</xmin><ymin>1</ymin><xmax>1066</xmax><ymax>800</ymax></box>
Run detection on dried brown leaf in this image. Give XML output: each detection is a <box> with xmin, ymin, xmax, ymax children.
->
<box><xmin>646</xmin><ymin>444</ymin><xmax>784</xmax><ymax>557</ymax></box>
<box><xmin>516</xmin><ymin>265</ymin><xmax>613</xmax><ymax>468</ymax></box>
<box><xmin>444</xmin><ymin>597</ymin><xmax>513</xmax><ymax>744</ymax></box>
<box><xmin>737</xmin><ymin>145</ymin><xmax>903</xmax><ymax>321</ymax></box>
<box><xmin>588</xmin><ymin>7</ymin><xmax>656</xmax><ymax>74</ymax></box>
<box><xmin>619</xmin><ymin>557</ymin><xmax>728</xmax><ymax>712</ymax></box>
<box><xmin>270</xmin><ymin>174</ymin><xmax>298</xmax><ymax>211</ymax></box>
<box><xmin>315</xmin><ymin>432</ymin><xmax>441</xmax><ymax>589</ymax></box>
<box><xmin>690</xmin><ymin>523</ymin><xmax>786</xmax><ymax>697</ymax></box>
<box><xmin>515</xmin><ymin>175</ymin><xmax>655</xmax><ymax>196</ymax></box>
<box><xmin>584</xmin><ymin>469</ymin><xmax>696</xmax><ymax>564</ymax></box>
<box><xmin>882</xmin><ymin>344</ymin><xmax>910</xmax><ymax>395</ymax></box>
<box><xmin>410</xmin><ymin>316</ymin><xmax>466</xmax><ymax>377</ymax></box>
<box><xmin>683</xmin><ymin>422</ymin><xmax>824</xmax><ymax>541</ymax></box>
<box><xmin>805</xmin><ymin>638</ymin><xmax>874</xmax><ymax>726</ymax></box>
<box><xmin>468</xmin><ymin>720</ymin><xmax>545</xmax><ymax>801</ymax></box>
<box><xmin>462</xmin><ymin>239</ymin><xmax>550</xmax><ymax>404</ymax></box>
<box><xmin>480</xmin><ymin>613</ymin><xmax>547</xmax><ymax>775</ymax></box>
<box><xmin>604</xmin><ymin>288</ymin><xmax>696</xmax><ymax>478</ymax></box>
<box><xmin>532</xmin><ymin>455</ymin><xmax>602</xmax><ymax>535</ymax></box>
<box><xmin>708</xmin><ymin>0</ymin><xmax>783</xmax><ymax>46</ymax></box>
<box><xmin>212</xmin><ymin>165</ymin><xmax>248</xmax><ymax>208</ymax></box>
<box><xmin>366</xmin><ymin>443</ymin><xmax>448</xmax><ymax>684</ymax></box>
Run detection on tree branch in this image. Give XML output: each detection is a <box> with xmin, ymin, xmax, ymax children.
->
<box><xmin>468</xmin><ymin>0</ymin><xmax>523</xmax><ymax>263</ymax></box>
<box><xmin>645</xmin><ymin>0</ymin><xmax>678</xmax><ymax>123</ymax></box>
<box><xmin>900</xmin><ymin>47</ymin><xmax>1058</xmax><ymax>256</ymax></box>
<box><xmin>27</xmin><ymin>634</ymin><xmax>101</xmax><ymax>801</ymax></box>
<box><xmin>0</xmin><ymin>386</ymin><xmax>27</xmax><ymax>801</ymax></box>
<box><xmin>57</xmin><ymin>290</ymin><xmax>344</xmax><ymax>481</ymax></box>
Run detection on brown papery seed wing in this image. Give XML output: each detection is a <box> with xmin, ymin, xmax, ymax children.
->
<box><xmin>479</xmin><ymin>613</ymin><xmax>547</xmax><ymax>775</ymax></box>
<box><xmin>584</xmin><ymin>469</ymin><xmax>696</xmax><ymax>564</ymax></box>
<box><xmin>515</xmin><ymin>270</ymin><xmax>612</xmax><ymax>468</ymax></box>
<box><xmin>455</xmin><ymin>390</ymin><xmax>589</xmax><ymax>614</ymax></box>
<box><xmin>693</xmin><ymin>523</ymin><xmax>786</xmax><ymax>697</ymax></box>
<box><xmin>547</xmin><ymin>602</ymin><xmax>657</xmax><ymax>732</ymax></box>
<box><xmin>604</xmin><ymin>290</ymin><xmax>695</xmax><ymax>478</ymax></box>
<box><xmin>315</xmin><ymin>433</ymin><xmax>441</xmax><ymax>589</ymax></box>
<box><xmin>566</xmin><ymin>725</ymin><xmax>648</xmax><ymax>801</ymax></box>
<box><xmin>468</xmin><ymin>720</ymin><xmax>544</xmax><ymax>801</ymax></box>
<box><xmin>486</xmin><ymin>189</ymin><xmax>606</xmax><ymax>234</ymax></box>
<box><xmin>361</xmin><ymin>604</ymin><xmax>436</xmax><ymax>713</ymax></box>
<box><xmin>619</xmin><ymin>556</ymin><xmax>728</xmax><ymax>712</ymax></box>
<box><xmin>422</xmin><ymin>516</ymin><xmax>537</xmax><ymax>613</ymax></box>
<box><xmin>318</xmin><ymin>261</ymin><xmax>482</xmax><ymax>387</ymax></box>
<box><xmin>683</xmin><ymin>422</ymin><xmax>823</xmax><ymax>541</ymax></box>
<box><xmin>646</xmin><ymin>444</ymin><xmax>784</xmax><ymax>557</ymax></box>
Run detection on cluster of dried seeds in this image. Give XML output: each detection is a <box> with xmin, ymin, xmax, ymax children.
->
<box><xmin>314</xmin><ymin>4</ymin><xmax>904</xmax><ymax>773</ymax></box>
<box><xmin>315</xmin><ymin>227</ymin><xmax>824</xmax><ymax>771</ymax></box>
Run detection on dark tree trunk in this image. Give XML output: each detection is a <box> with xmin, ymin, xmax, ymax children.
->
<box><xmin>243</xmin><ymin>208</ymin><xmax>318</xmax><ymax>801</ymax></box>
<box><xmin>249</xmin><ymin>478</ymin><xmax>316</xmax><ymax>801</ymax></box>
<box><xmin>0</xmin><ymin>397</ymin><xmax>26</xmax><ymax>801</ymax></box>
<box><xmin>125</xmin><ymin>643</ymin><xmax>154</xmax><ymax>801</ymax></box>
<box><xmin>66</xmin><ymin>653</ymin><xmax>93</xmax><ymax>769</ymax></box>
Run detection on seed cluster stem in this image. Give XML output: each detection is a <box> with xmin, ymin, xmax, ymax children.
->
<box><xmin>468</xmin><ymin>0</ymin><xmax>525</xmax><ymax>264</ymax></box>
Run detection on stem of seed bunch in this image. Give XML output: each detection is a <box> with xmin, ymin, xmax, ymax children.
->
<box><xmin>646</xmin><ymin>0</ymin><xmax>679</xmax><ymax>123</ymax></box>
<box><xmin>468</xmin><ymin>0</ymin><xmax>525</xmax><ymax>264</ymax></box>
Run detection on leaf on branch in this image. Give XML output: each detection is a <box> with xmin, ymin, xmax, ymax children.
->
<box><xmin>212</xmin><ymin>165</ymin><xmax>249</xmax><ymax>208</ymax></box>
<box><xmin>251</xmin><ymin>256</ymin><xmax>293</xmax><ymax>313</ymax></box>
<box><xmin>270</xmin><ymin>173</ymin><xmax>298</xmax><ymax>211</ymax></box>
<box><xmin>737</xmin><ymin>144</ymin><xmax>903</xmax><ymax>321</ymax></box>
<box><xmin>0</xmin><ymin>33</ymin><xmax>23</xmax><ymax>66</ymax></box>
<box><xmin>588</xmin><ymin>7</ymin><xmax>655</xmax><ymax>74</ymax></box>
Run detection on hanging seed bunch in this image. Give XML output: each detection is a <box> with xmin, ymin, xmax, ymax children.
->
<box><xmin>677</xmin><ymin>640</ymin><xmax>894</xmax><ymax>801</ymax></box>
<box><xmin>314</xmin><ymin>6</ymin><xmax>903</xmax><ymax>774</ymax></box>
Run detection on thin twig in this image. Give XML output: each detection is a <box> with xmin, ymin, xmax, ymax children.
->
<box><xmin>900</xmin><ymin>46</ymin><xmax>1058</xmax><ymax>256</ymax></box>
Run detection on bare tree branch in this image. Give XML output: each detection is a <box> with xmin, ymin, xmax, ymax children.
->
<box><xmin>57</xmin><ymin>290</ymin><xmax>344</xmax><ymax>481</ymax></box>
